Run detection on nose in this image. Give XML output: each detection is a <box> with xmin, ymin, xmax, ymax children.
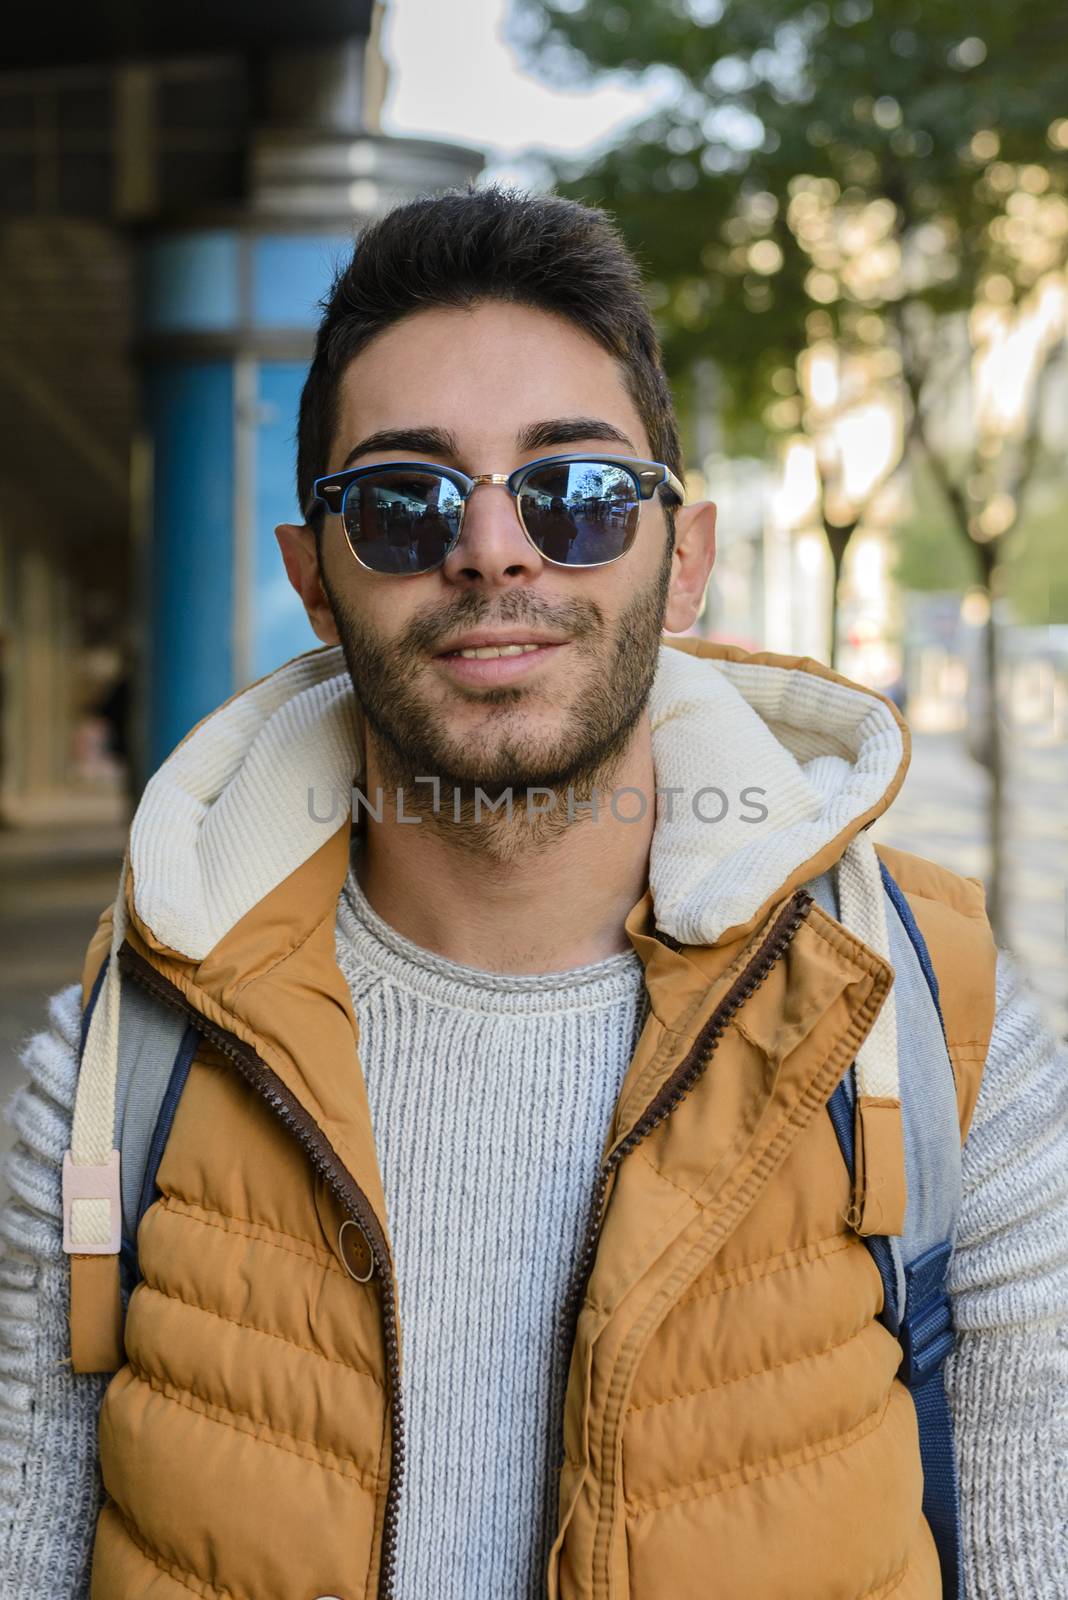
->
<box><xmin>440</xmin><ymin>477</ymin><xmax>546</xmax><ymax>587</ymax></box>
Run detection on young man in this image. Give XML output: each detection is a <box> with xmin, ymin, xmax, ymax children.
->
<box><xmin>0</xmin><ymin>186</ymin><xmax>1065</xmax><ymax>1600</ymax></box>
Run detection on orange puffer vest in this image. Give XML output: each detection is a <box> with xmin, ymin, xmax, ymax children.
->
<box><xmin>68</xmin><ymin>639</ymin><xmax>998</xmax><ymax>1600</ymax></box>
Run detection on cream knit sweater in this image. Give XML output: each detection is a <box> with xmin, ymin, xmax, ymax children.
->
<box><xmin>334</xmin><ymin>863</ymin><xmax>649</xmax><ymax>1596</ymax></box>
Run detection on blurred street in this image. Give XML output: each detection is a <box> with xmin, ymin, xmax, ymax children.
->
<box><xmin>0</xmin><ymin>822</ymin><xmax>125</xmax><ymax>1164</ymax></box>
<box><xmin>871</xmin><ymin>727</ymin><xmax>1068</xmax><ymax>1039</ymax></box>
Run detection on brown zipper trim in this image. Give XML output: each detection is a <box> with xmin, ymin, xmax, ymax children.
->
<box><xmin>589</xmin><ymin>885</ymin><xmax>819</xmax><ymax>1597</ymax></box>
<box><xmin>554</xmin><ymin>886</ymin><xmax>814</xmax><ymax>1477</ymax></box>
<box><xmin>117</xmin><ymin>939</ymin><xmax>405</xmax><ymax>1600</ymax></box>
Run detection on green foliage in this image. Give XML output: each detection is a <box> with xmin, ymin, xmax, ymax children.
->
<box><xmin>891</xmin><ymin>454</ymin><xmax>982</xmax><ymax>592</ymax></box>
<box><xmin>891</xmin><ymin>453</ymin><xmax>1068</xmax><ymax>621</ymax></box>
<box><xmin>1002</xmin><ymin>480</ymin><xmax>1068</xmax><ymax>623</ymax></box>
<box><xmin>517</xmin><ymin>0</ymin><xmax>1068</xmax><ymax>447</ymax></box>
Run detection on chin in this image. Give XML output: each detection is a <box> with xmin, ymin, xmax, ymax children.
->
<box><xmin>435</xmin><ymin>728</ymin><xmax>577</xmax><ymax>792</ymax></box>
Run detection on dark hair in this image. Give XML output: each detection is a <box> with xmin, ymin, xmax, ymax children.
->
<box><xmin>296</xmin><ymin>183</ymin><xmax>683</xmax><ymax>532</ymax></box>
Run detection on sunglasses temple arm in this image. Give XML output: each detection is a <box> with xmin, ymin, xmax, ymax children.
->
<box><xmin>663</xmin><ymin>467</ymin><xmax>687</xmax><ymax>504</ymax></box>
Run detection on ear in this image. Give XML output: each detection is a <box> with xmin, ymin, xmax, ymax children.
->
<box><xmin>275</xmin><ymin>523</ymin><xmax>340</xmax><ymax>646</ymax></box>
<box><xmin>662</xmin><ymin>499</ymin><xmax>717</xmax><ymax>634</ymax></box>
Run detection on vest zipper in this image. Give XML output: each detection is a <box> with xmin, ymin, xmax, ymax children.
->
<box><xmin>116</xmin><ymin>941</ymin><xmax>405</xmax><ymax>1600</ymax></box>
<box><xmin>554</xmin><ymin>886</ymin><xmax>814</xmax><ymax>1477</ymax></box>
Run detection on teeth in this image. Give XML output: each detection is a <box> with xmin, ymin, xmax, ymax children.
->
<box><xmin>457</xmin><ymin>643</ymin><xmax>544</xmax><ymax>659</ymax></box>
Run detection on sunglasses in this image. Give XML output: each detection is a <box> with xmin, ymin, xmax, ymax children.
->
<box><xmin>308</xmin><ymin>452</ymin><xmax>686</xmax><ymax>575</ymax></box>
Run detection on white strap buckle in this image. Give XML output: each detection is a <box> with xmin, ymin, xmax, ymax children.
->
<box><xmin>62</xmin><ymin>1149</ymin><xmax>122</xmax><ymax>1254</ymax></box>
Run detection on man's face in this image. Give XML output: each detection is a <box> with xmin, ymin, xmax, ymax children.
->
<box><xmin>315</xmin><ymin>299</ymin><xmax>682</xmax><ymax>801</ymax></box>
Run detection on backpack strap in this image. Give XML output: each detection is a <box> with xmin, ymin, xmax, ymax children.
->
<box><xmin>806</xmin><ymin>861</ymin><xmax>965</xmax><ymax>1600</ymax></box>
<box><xmin>72</xmin><ymin>955</ymin><xmax>199</xmax><ymax>1365</ymax></box>
<box><xmin>117</xmin><ymin>994</ymin><xmax>201</xmax><ymax>1290</ymax></box>
<box><xmin>876</xmin><ymin>858</ymin><xmax>965</xmax><ymax>1600</ymax></box>
<box><xmin>873</xmin><ymin>842</ymin><xmax>996</xmax><ymax>1143</ymax></box>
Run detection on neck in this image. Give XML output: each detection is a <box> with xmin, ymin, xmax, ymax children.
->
<box><xmin>352</xmin><ymin>717</ymin><xmax>655</xmax><ymax>974</ymax></box>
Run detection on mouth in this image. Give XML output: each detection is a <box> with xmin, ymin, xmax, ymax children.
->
<box><xmin>432</xmin><ymin>635</ymin><xmax>569</xmax><ymax>686</ymax></box>
<box><xmin>434</xmin><ymin>630</ymin><xmax>570</xmax><ymax>657</ymax></box>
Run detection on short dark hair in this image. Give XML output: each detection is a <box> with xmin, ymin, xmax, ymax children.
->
<box><xmin>296</xmin><ymin>183</ymin><xmax>683</xmax><ymax>530</ymax></box>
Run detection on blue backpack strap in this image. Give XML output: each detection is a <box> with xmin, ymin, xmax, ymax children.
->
<box><xmin>806</xmin><ymin>862</ymin><xmax>965</xmax><ymax>1600</ymax></box>
<box><xmin>125</xmin><ymin>1021</ymin><xmax>201</xmax><ymax>1285</ymax></box>
<box><xmin>876</xmin><ymin>858</ymin><xmax>963</xmax><ymax>1600</ymax></box>
<box><xmin>896</xmin><ymin>1240</ymin><xmax>961</xmax><ymax>1599</ymax></box>
<box><xmin>79</xmin><ymin>953</ymin><xmax>111</xmax><ymax>1055</ymax></box>
<box><xmin>95</xmin><ymin>968</ymin><xmax>202</xmax><ymax>1290</ymax></box>
<box><xmin>880</xmin><ymin>864</ymin><xmax>948</xmax><ymax>1051</ymax></box>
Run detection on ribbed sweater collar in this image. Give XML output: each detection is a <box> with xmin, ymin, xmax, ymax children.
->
<box><xmin>336</xmin><ymin>853</ymin><xmax>644</xmax><ymax>1014</ymax></box>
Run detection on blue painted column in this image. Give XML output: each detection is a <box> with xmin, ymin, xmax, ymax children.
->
<box><xmin>139</xmin><ymin>228</ymin><xmax>351</xmax><ymax>772</ymax></box>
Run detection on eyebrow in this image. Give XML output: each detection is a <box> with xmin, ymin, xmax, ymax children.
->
<box><xmin>519</xmin><ymin>417</ymin><xmax>638</xmax><ymax>453</ymax></box>
<box><xmin>341</xmin><ymin>427</ymin><xmax>458</xmax><ymax>468</ymax></box>
<box><xmin>340</xmin><ymin>416</ymin><xmax>639</xmax><ymax>470</ymax></box>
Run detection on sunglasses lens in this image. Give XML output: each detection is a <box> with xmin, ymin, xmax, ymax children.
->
<box><xmin>518</xmin><ymin>462</ymin><xmax>640</xmax><ymax>565</ymax></box>
<box><xmin>342</xmin><ymin>471</ymin><xmax>462</xmax><ymax>573</ymax></box>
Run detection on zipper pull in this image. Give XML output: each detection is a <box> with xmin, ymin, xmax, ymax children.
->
<box><xmin>338</xmin><ymin>1218</ymin><xmax>375</xmax><ymax>1282</ymax></box>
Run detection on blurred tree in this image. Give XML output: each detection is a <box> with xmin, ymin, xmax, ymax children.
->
<box><xmin>893</xmin><ymin>448</ymin><xmax>1068</xmax><ymax>626</ymax></box>
<box><xmin>518</xmin><ymin>0</ymin><xmax>1068</xmax><ymax>934</ymax></box>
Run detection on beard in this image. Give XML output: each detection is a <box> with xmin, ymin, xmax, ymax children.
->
<box><xmin>324</xmin><ymin>537</ymin><xmax>673</xmax><ymax>858</ymax></box>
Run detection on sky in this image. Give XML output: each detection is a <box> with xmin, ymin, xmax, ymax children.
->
<box><xmin>377</xmin><ymin>0</ymin><xmax>673</xmax><ymax>186</ymax></box>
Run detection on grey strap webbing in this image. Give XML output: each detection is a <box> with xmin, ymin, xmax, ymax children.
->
<box><xmin>112</xmin><ymin>970</ymin><xmax>190</xmax><ymax>1251</ymax></box>
<box><xmin>805</xmin><ymin>863</ymin><xmax>963</xmax><ymax>1325</ymax></box>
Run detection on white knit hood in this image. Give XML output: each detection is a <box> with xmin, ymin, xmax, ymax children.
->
<box><xmin>67</xmin><ymin>640</ymin><xmax>907</xmax><ymax>1241</ymax></box>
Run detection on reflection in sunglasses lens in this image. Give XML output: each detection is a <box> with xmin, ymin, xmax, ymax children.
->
<box><xmin>343</xmin><ymin>471</ymin><xmax>463</xmax><ymax>574</ymax></box>
<box><xmin>519</xmin><ymin>462</ymin><xmax>639</xmax><ymax>564</ymax></box>
<box><xmin>339</xmin><ymin>461</ymin><xmax>642</xmax><ymax>573</ymax></box>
